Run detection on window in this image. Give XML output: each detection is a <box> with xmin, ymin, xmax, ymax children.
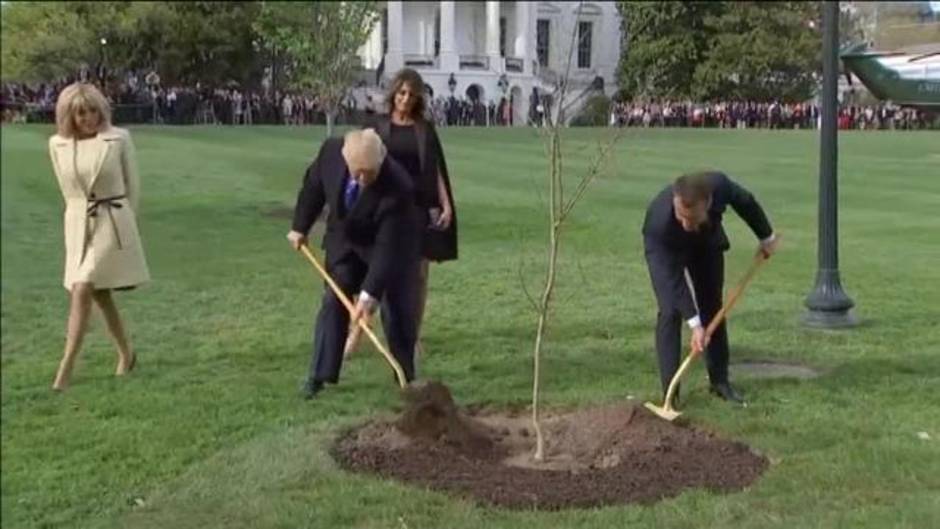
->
<box><xmin>577</xmin><ymin>21</ymin><xmax>592</xmax><ymax>69</ymax></box>
<box><xmin>381</xmin><ymin>9</ymin><xmax>388</xmax><ymax>55</ymax></box>
<box><xmin>434</xmin><ymin>11</ymin><xmax>440</xmax><ymax>56</ymax></box>
<box><xmin>500</xmin><ymin>17</ymin><xmax>506</xmax><ymax>57</ymax></box>
<box><xmin>536</xmin><ymin>19</ymin><xmax>550</xmax><ymax>67</ymax></box>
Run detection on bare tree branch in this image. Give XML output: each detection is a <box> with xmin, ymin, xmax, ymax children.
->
<box><xmin>553</xmin><ymin>0</ymin><xmax>584</xmax><ymax>128</ymax></box>
<box><xmin>558</xmin><ymin>127</ymin><xmax>624</xmax><ymax>223</ymax></box>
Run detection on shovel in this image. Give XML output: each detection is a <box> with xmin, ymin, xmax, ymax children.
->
<box><xmin>295</xmin><ymin>246</ymin><xmax>469</xmax><ymax>439</ymax></box>
<box><xmin>298</xmin><ymin>245</ymin><xmax>408</xmax><ymax>388</ymax></box>
<box><xmin>645</xmin><ymin>251</ymin><xmax>770</xmax><ymax>421</ymax></box>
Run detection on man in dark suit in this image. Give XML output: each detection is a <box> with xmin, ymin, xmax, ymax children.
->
<box><xmin>642</xmin><ymin>171</ymin><xmax>779</xmax><ymax>406</ymax></box>
<box><xmin>288</xmin><ymin>129</ymin><xmax>420</xmax><ymax>399</ymax></box>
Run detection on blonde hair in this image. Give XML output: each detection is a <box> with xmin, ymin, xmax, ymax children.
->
<box><xmin>55</xmin><ymin>83</ymin><xmax>112</xmax><ymax>138</ymax></box>
<box><xmin>342</xmin><ymin>128</ymin><xmax>387</xmax><ymax>172</ymax></box>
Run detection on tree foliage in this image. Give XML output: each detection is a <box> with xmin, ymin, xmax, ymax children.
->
<box><xmin>618</xmin><ymin>1</ymin><xmax>821</xmax><ymax>102</ymax></box>
<box><xmin>254</xmin><ymin>1</ymin><xmax>378</xmax><ymax>135</ymax></box>
<box><xmin>615</xmin><ymin>2</ymin><xmax>724</xmax><ymax>101</ymax></box>
<box><xmin>123</xmin><ymin>2</ymin><xmax>265</xmax><ymax>88</ymax></box>
<box><xmin>1</xmin><ymin>1</ymin><xmax>265</xmax><ymax>88</ymax></box>
<box><xmin>693</xmin><ymin>2</ymin><xmax>820</xmax><ymax>102</ymax></box>
<box><xmin>2</xmin><ymin>2</ymin><xmax>96</xmax><ymax>82</ymax></box>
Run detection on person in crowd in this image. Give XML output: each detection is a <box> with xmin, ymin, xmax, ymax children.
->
<box><xmin>47</xmin><ymin>82</ymin><xmax>150</xmax><ymax>391</ymax></box>
<box><xmin>282</xmin><ymin>94</ymin><xmax>294</xmax><ymax>126</ymax></box>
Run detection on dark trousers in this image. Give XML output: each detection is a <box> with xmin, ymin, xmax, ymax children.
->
<box><xmin>650</xmin><ymin>250</ymin><xmax>729</xmax><ymax>393</ymax></box>
<box><xmin>308</xmin><ymin>255</ymin><xmax>419</xmax><ymax>385</ymax></box>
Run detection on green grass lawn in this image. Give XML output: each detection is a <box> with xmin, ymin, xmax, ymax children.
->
<box><xmin>2</xmin><ymin>124</ymin><xmax>939</xmax><ymax>529</ymax></box>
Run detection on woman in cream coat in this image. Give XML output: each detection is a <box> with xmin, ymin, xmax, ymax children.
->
<box><xmin>48</xmin><ymin>83</ymin><xmax>150</xmax><ymax>391</ymax></box>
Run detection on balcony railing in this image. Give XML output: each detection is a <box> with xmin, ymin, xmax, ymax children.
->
<box><xmin>459</xmin><ymin>55</ymin><xmax>489</xmax><ymax>70</ymax></box>
<box><xmin>505</xmin><ymin>57</ymin><xmax>524</xmax><ymax>73</ymax></box>
<box><xmin>403</xmin><ymin>54</ymin><xmax>439</xmax><ymax>69</ymax></box>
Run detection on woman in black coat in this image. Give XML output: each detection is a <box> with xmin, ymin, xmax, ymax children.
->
<box><xmin>350</xmin><ymin>68</ymin><xmax>458</xmax><ymax>359</ymax></box>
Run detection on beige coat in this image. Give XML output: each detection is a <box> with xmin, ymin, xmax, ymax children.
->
<box><xmin>49</xmin><ymin>127</ymin><xmax>150</xmax><ymax>290</ymax></box>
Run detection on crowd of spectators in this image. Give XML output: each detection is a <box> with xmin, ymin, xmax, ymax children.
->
<box><xmin>0</xmin><ymin>69</ymin><xmax>361</xmax><ymax>126</ymax></box>
<box><xmin>608</xmin><ymin>100</ymin><xmax>933</xmax><ymax>130</ymax></box>
<box><xmin>3</xmin><ymin>71</ymin><xmax>933</xmax><ymax>131</ymax></box>
<box><xmin>424</xmin><ymin>88</ymin><xmax>553</xmax><ymax>127</ymax></box>
<box><xmin>427</xmin><ymin>97</ymin><xmax>495</xmax><ymax>127</ymax></box>
<box><xmin>2</xmin><ymin>69</ymin><xmax>549</xmax><ymax>128</ymax></box>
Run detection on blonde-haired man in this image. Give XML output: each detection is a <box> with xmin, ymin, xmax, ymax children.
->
<box><xmin>288</xmin><ymin>129</ymin><xmax>420</xmax><ymax>399</ymax></box>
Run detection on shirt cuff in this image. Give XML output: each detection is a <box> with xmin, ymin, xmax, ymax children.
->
<box><xmin>761</xmin><ymin>232</ymin><xmax>776</xmax><ymax>245</ymax></box>
<box><xmin>687</xmin><ymin>315</ymin><xmax>702</xmax><ymax>329</ymax></box>
<box><xmin>358</xmin><ymin>291</ymin><xmax>375</xmax><ymax>306</ymax></box>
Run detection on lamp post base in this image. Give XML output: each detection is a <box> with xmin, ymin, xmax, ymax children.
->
<box><xmin>802</xmin><ymin>308</ymin><xmax>858</xmax><ymax>328</ymax></box>
<box><xmin>803</xmin><ymin>268</ymin><xmax>858</xmax><ymax>329</ymax></box>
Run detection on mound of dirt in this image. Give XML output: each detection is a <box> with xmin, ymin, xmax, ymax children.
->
<box><xmin>332</xmin><ymin>399</ymin><xmax>768</xmax><ymax>510</ymax></box>
<box><xmin>395</xmin><ymin>381</ymin><xmax>496</xmax><ymax>459</ymax></box>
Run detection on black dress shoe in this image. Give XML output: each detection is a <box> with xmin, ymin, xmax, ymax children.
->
<box><xmin>301</xmin><ymin>380</ymin><xmax>324</xmax><ymax>400</ymax></box>
<box><xmin>710</xmin><ymin>382</ymin><xmax>746</xmax><ymax>404</ymax></box>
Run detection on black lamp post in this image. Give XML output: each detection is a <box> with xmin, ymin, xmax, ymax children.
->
<box><xmin>803</xmin><ymin>1</ymin><xmax>857</xmax><ymax>328</ymax></box>
<box><xmin>98</xmin><ymin>37</ymin><xmax>108</xmax><ymax>84</ymax></box>
<box><xmin>448</xmin><ymin>73</ymin><xmax>457</xmax><ymax>95</ymax></box>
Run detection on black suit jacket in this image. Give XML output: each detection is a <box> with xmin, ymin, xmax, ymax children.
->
<box><xmin>291</xmin><ymin>138</ymin><xmax>417</xmax><ymax>299</ymax></box>
<box><xmin>642</xmin><ymin>171</ymin><xmax>773</xmax><ymax>318</ymax></box>
<box><xmin>368</xmin><ymin>115</ymin><xmax>458</xmax><ymax>262</ymax></box>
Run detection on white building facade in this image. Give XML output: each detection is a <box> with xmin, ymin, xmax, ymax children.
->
<box><xmin>358</xmin><ymin>1</ymin><xmax>622</xmax><ymax>124</ymax></box>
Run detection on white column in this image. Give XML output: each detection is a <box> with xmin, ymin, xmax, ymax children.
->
<box><xmin>514</xmin><ymin>0</ymin><xmax>530</xmax><ymax>73</ymax></box>
<box><xmin>419</xmin><ymin>17</ymin><xmax>427</xmax><ymax>56</ymax></box>
<box><xmin>439</xmin><ymin>1</ymin><xmax>458</xmax><ymax>72</ymax></box>
<box><xmin>606</xmin><ymin>7</ymin><xmax>622</xmax><ymax>80</ymax></box>
<box><xmin>370</xmin><ymin>18</ymin><xmax>383</xmax><ymax>70</ymax></box>
<box><xmin>426</xmin><ymin>15</ymin><xmax>434</xmax><ymax>57</ymax></box>
<box><xmin>486</xmin><ymin>1</ymin><xmax>501</xmax><ymax>70</ymax></box>
<box><xmin>387</xmin><ymin>1</ymin><xmax>404</xmax><ymax>74</ymax></box>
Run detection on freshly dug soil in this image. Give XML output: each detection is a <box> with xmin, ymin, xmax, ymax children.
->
<box><xmin>395</xmin><ymin>381</ymin><xmax>496</xmax><ymax>458</ymax></box>
<box><xmin>332</xmin><ymin>393</ymin><xmax>768</xmax><ymax>510</ymax></box>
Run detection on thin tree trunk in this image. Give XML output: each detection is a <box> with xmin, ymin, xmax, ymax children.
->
<box><xmin>532</xmin><ymin>131</ymin><xmax>561</xmax><ymax>462</ymax></box>
<box><xmin>530</xmin><ymin>1</ymin><xmax>607</xmax><ymax>463</ymax></box>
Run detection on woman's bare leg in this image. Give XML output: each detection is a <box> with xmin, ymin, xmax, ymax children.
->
<box><xmin>53</xmin><ymin>282</ymin><xmax>95</xmax><ymax>390</ymax></box>
<box><xmin>92</xmin><ymin>289</ymin><xmax>135</xmax><ymax>375</ymax></box>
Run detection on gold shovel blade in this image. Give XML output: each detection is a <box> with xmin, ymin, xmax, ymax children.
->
<box><xmin>644</xmin><ymin>401</ymin><xmax>682</xmax><ymax>422</ymax></box>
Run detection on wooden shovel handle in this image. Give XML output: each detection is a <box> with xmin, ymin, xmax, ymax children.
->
<box><xmin>661</xmin><ymin>252</ymin><xmax>769</xmax><ymax>409</ymax></box>
<box><xmin>299</xmin><ymin>245</ymin><xmax>407</xmax><ymax>388</ymax></box>
<box><xmin>704</xmin><ymin>253</ymin><xmax>769</xmax><ymax>341</ymax></box>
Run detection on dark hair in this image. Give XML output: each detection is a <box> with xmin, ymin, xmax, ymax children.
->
<box><xmin>385</xmin><ymin>68</ymin><xmax>427</xmax><ymax>121</ymax></box>
<box><xmin>672</xmin><ymin>172</ymin><xmax>714</xmax><ymax>207</ymax></box>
